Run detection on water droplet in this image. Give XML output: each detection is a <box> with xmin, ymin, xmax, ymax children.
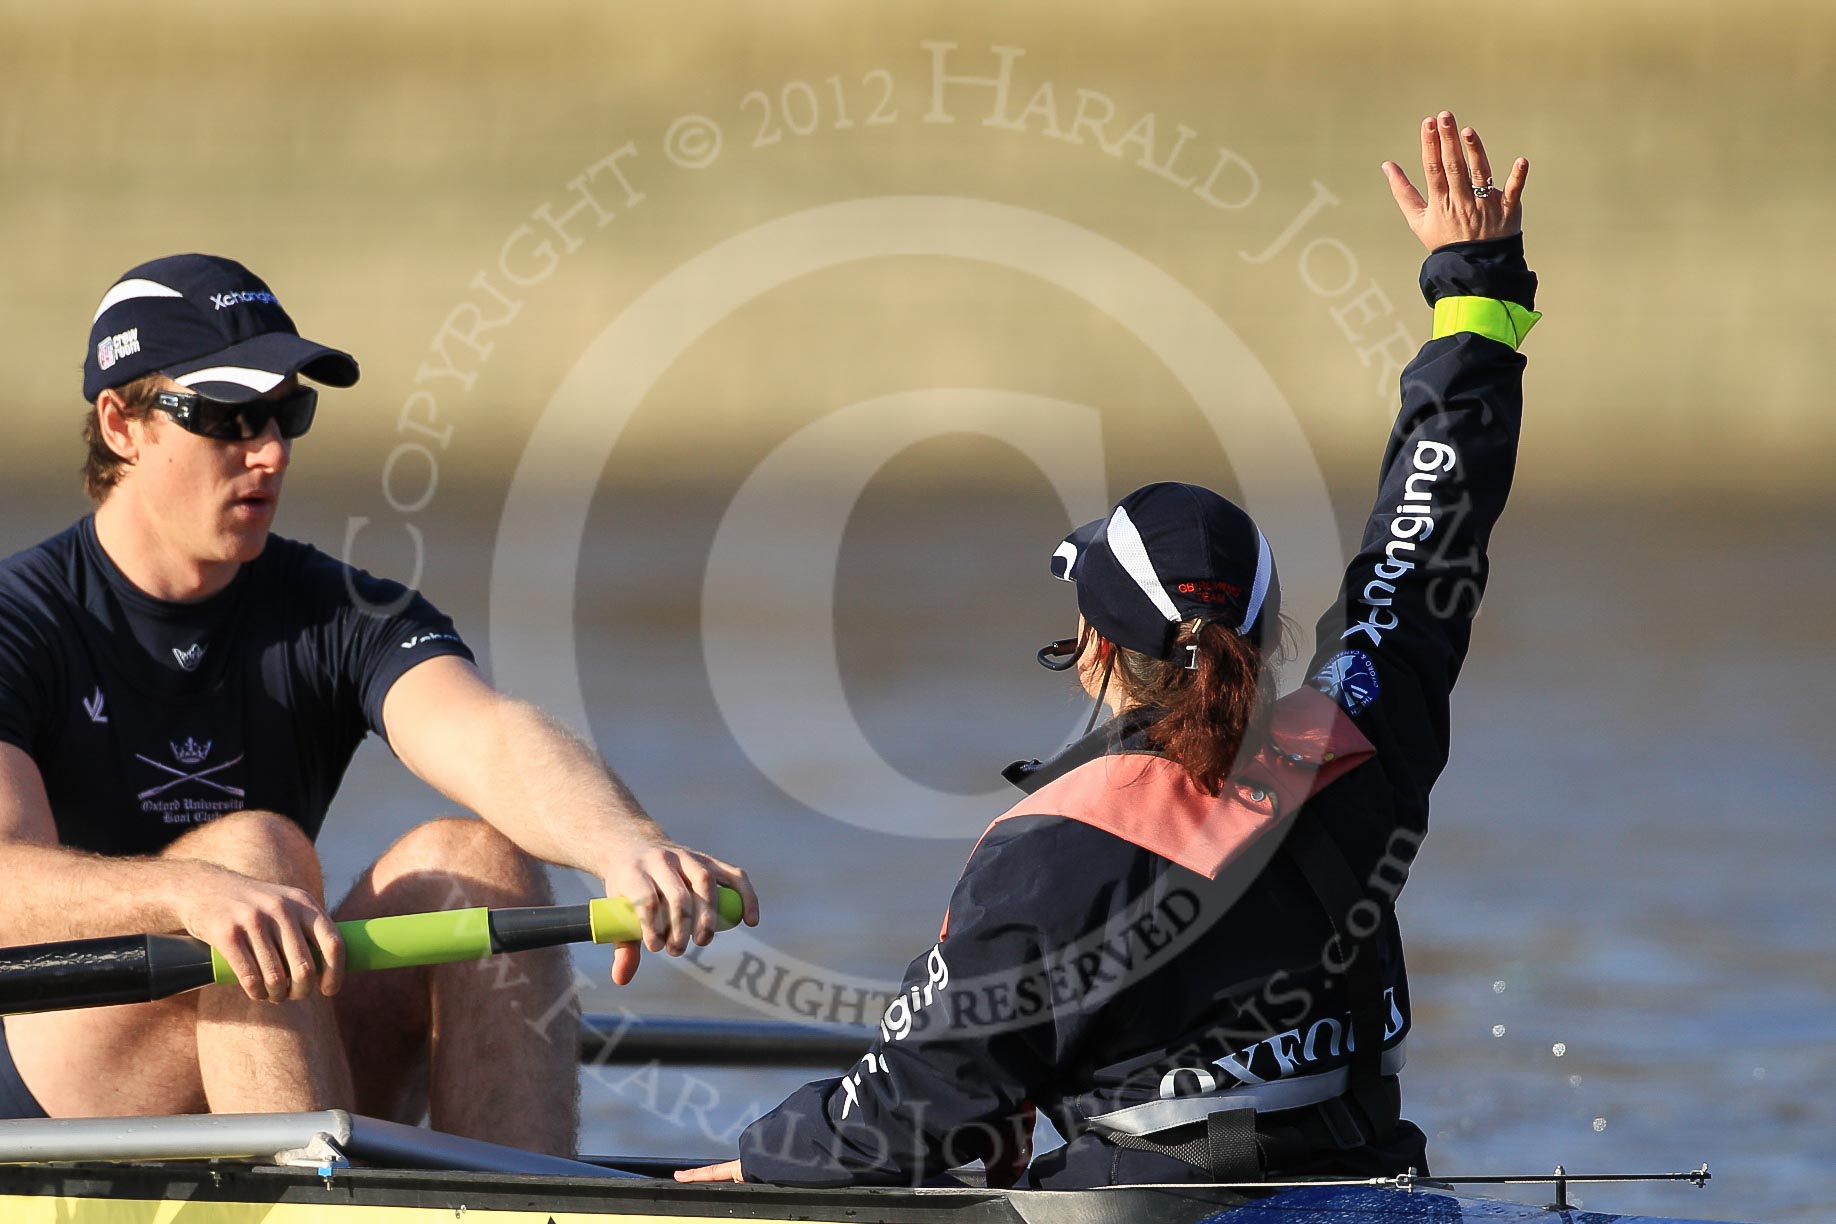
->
<box><xmin>1568</xmin><ymin>1074</ymin><xmax>1583</xmax><ymax>1088</ymax></box>
<box><xmin>1552</xmin><ymin>1042</ymin><xmax>1567</xmax><ymax>1057</ymax></box>
<box><xmin>1592</xmin><ymin>1117</ymin><xmax>1608</xmax><ymax>1132</ymax></box>
<box><xmin>1491</xmin><ymin>1024</ymin><xmax>1507</xmax><ymax>1038</ymax></box>
<box><xmin>1752</xmin><ymin>1066</ymin><xmax>1767</xmax><ymax>1080</ymax></box>
<box><xmin>1492</xmin><ymin>980</ymin><xmax>1507</xmax><ymax>994</ymax></box>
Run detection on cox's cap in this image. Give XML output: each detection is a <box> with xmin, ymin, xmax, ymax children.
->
<box><xmin>83</xmin><ymin>254</ymin><xmax>359</xmax><ymax>403</ymax></box>
<box><xmin>1050</xmin><ymin>482</ymin><xmax>1279</xmax><ymax>659</ymax></box>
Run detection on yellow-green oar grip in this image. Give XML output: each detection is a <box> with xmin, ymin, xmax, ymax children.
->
<box><xmin>210</xmin><ymin>907</ymin><xmax>495</xmax><ymax>985</ymax></box>
<box><xmin>588</xmin><ymin>887</ymin><xmax>745</xmax><ymax>944</ymax></box>
<box><xmin>205</xmin><ymin>889</ymin><xmax>744</xmax><ymax>986</ymax></box>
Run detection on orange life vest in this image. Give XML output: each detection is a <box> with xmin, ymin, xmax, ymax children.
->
<box><xmin>942</xmin><ymin>687</ymin><xmax>1375</xmax><ymax>939</ymax></box>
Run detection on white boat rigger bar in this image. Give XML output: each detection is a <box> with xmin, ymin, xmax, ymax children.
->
<box><xmin>0</xmin><ymin>1110</ymin><xmax>630</xmax><ymax>1177</ymax></box>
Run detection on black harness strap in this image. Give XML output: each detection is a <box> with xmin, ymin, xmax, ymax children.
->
<box><xmin>1205</xmin><ymin>1109</ymin><xmax>1264</xmax><ymax>1180</ymax></box>
<box><xmin>1102</xmin><ymin>1109</ymin><xmax>1264</xmax><ymax>1180</ymax></box>
<box><xmin>1100</xmin><ymin>1100</ymin><xmax>1371</xmax><ymax>1182</ymax></box>
<box><xmin>1280</xmin><ymin>814</ymin><xmax>1397</xmax><ymax>1144</ymax></box>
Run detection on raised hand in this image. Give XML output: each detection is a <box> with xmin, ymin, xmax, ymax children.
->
<box><xmin>1383</xmin><ymin>111</ymin><xmax>1528</xmax><ymax>250</ymax></box>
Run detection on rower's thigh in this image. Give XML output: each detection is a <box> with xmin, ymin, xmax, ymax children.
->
<box><xmin>326</xmin><ymin>880</ymin><xmax>433</xmax><ymax>1125</ymax></box>
<box><xmin>325</xmin><ymin>817</ymin><xmax>556</xmax><ymax>1124</ymax></box>
<box><xmin>2</xmin><ymin>996</ymin><xmax>205</xmax><ymax>1118</ymax></box>
<box><xmin>165</xmin><ymin>809</ymin><xmax>326</xmax><ymax>897</ymax></box>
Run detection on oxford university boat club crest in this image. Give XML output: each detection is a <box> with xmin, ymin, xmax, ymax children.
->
<box><xmin>134</xmin><ymin>734</ymin><xmax>245</xmax><ymax>823</ymax></box>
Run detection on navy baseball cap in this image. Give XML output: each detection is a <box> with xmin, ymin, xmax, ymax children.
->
<box><xmin>1050</xmin><ymin>482</ymin><xmax>1279</xmax><ymax>659</ymax></box>
<box><xmin>83</xmin><ymin>254</ymin><xmax>358</xmax><ymax>403</ymax></box>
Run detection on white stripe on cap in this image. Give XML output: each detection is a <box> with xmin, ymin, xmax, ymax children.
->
<box><xmin>1050</xmin><ymin>541</ymin><xmax>1079</xmax><ymax>582</ymax></box>
<box><xmin>92</xmin><ymin>278</ymin><xmax>183</xmax><ymax>323</ymax></box>
<box><xmin>1105</xmin><ymin>505</ymin><xmax>1180</xmax><ymax>622</ymax></box>
<box><xmin>1238</xmin><ymin>528</ymin><xmax>1273</xmax><ymax>634</ymax></box>
<box><xmin>174</xmin><ymin>366</ymin><xmax>284</xmax><ymax>393</ymax></box>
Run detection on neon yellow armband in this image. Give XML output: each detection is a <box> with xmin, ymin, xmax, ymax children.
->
<box><xmin>1431</xmin><ymin>296</ymin><xmax>1542</xmax><ymax>350</ymax></box>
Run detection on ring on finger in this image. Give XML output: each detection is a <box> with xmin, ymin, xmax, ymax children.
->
<box><xmin>1472</xmin><ymin>177</ymin><xmax>1496</xmax><ymax>199</ymax></box>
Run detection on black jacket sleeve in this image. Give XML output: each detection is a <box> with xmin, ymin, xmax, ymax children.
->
<box><xmin>738</xmin><ymin>820</ymin><xmax>1064</xmax><ymax>1187</ymax></box>
<box><xmin>1305</xmin><ymin>234</ymin><xmax>1539</xmax><ymax>804</ymax></box>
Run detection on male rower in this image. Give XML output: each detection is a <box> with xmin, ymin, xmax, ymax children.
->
<box><xmin>0</xmin><ymin>254</ymin><xmax>758</xmax><ymax>1154</ymax></box>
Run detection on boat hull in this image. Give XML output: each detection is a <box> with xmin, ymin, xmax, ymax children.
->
<box><xmin>0</xmin><ymin>1162</ymin><xmax>1743</xmax><ymax>1223</ymax></box>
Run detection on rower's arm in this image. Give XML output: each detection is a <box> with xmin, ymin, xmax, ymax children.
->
<box><xmin>1304</xmin><ymin>115</ymin><xmax>1538</xmax><ymax>804</ymax></box>
<box><xmin>1304</xmin><ymin>233</ymin><xmax>1538</xmax><ymax>801</ymax></box>
<box><xmin>0</xmin><ymin>744</ymin><xmax>192</xmax><ymax>943</ymax></box>
<box><xmin>380</xmin><ymin>656</ymin><xmax>757</xmax><ymax>980</ymax></box>
<box><xmin>737</xmin><ymin>820</ymin><xmax>1060</xmax><ymax>1187</ymax></box>
<box><xmin>0</xmin><ymin>743</ymin><xmax>346</xmax><ymax>1001</ymax></box>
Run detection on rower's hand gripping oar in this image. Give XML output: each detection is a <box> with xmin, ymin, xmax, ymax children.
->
<box><xmin>0</xmin><ymin>889</ymin><xmax>745</xmax><ymax>1017</ymax></box>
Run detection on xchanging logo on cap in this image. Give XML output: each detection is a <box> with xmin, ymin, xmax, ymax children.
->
<box><xmin>210</xmin><ymin>290</ymin><xmax>278</xmax><ymax>310</ymax></box>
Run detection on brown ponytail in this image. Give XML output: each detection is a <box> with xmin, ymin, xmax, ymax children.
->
<box><xmin>1112</xmin><ymin>617</ymin><xmax>1292</xmax><ymax>796</ymax></box>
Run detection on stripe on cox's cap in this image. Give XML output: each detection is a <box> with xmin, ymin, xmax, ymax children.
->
<box><xmin>1105</xmin><ymin>504</ymin><xmax>1180</xmax><ymax>622</ymax></box>
<box><xmin>1238</xmin><ymin>528</ymin><xmax>1272</xmax><ymax>635</ymax></box>
<box><xmin>174</xmin><ymin>366</ymin><xmax>285</xmax><ymax>393</ymax></box>
<box><xmin>1050</xmin><ymin>540</ymin><xmax>1079</xmax><ymax>582</ymax></box>
<box><xmin>92</xmin><ymin>278</ymin><xmax>183</xmax><ymax>323</ymax></box>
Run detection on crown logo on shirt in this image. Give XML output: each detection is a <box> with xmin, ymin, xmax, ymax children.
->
<box><xmin>171</xmin><ymin>642</ymin><xmax>206</xmax><ymax>672</ymax></box>
<box><xmin>171</xmin><ymin>738</ymin><xmax>212</xmax><ymax>766</ymax></box>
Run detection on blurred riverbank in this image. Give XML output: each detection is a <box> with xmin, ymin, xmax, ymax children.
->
<box><xmin>3</xmin><ymin>0</ymin><xmax>1834</xmax><ymax>497</ymax></box>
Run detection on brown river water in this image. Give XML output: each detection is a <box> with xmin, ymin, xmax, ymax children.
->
<box><xmin>3</xmin><ymin>477</ymin><xmax>1830</xmax><ymax>1220</ymax></box>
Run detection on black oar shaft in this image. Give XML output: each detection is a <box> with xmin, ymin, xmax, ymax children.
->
<box><xmin>0</xmin><ymin>934</ymin><xmax>216</xmax><ymax>1015</ymax></box>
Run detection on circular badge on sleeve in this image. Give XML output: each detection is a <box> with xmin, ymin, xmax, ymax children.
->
<box><xmin>1311</xmin><ymin>649</ymin><xmax>1380</xmax><ymax>716</ymax></box>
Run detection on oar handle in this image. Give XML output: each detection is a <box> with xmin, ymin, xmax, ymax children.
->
<box><xmin>206</xmin><ymin>887</ymin><xmax>745</xmax><ymax>985</ymax></box>
<box><xmin>208</xmin><ymin>907</ymin><xmax>492</xmax><ymax>984</ymax></box>
<box><xmin>587</xmin><ymin>887</ymin><xmax>746</xmax><ymax>944</ymax></box>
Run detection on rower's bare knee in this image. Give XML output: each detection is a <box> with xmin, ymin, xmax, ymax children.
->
<box><xmin>372</xmin><ymin>818</ymin><xmax>552</xmax><ymax>910</ymax></box>
<box><xmin>162</xmin><ymin>810</ymin><xmax>324</xmax><ymax>899</ymax></box>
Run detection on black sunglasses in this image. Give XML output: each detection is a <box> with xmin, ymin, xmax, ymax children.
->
<box><xmin>152</xmin><ymin>386</ymin><xmax>317</xmax><ymax>441</ymax></box>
